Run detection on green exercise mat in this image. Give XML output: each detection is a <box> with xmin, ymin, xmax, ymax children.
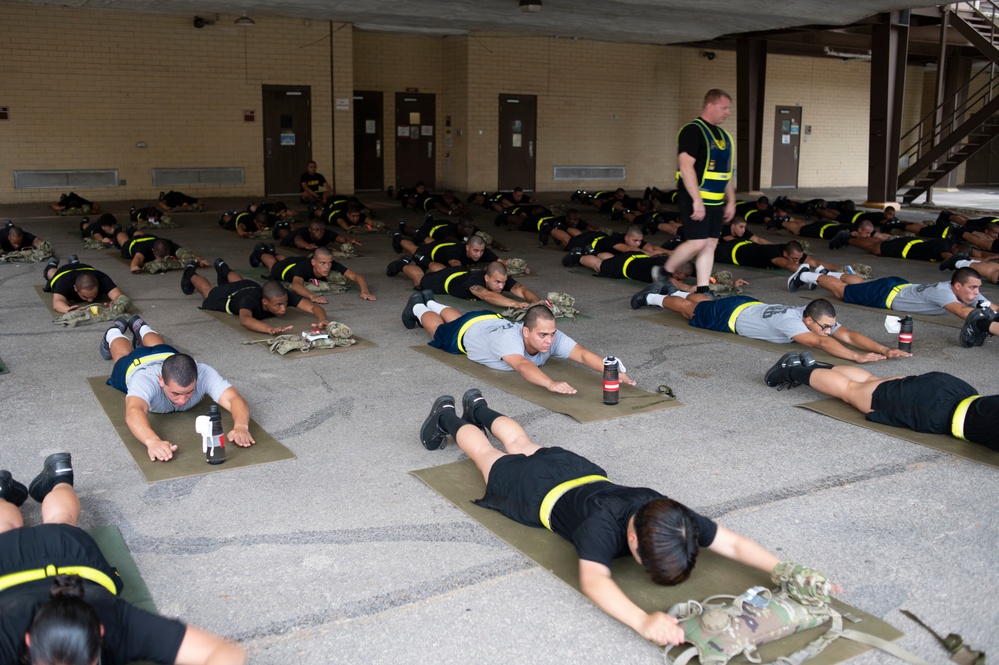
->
<box><xmin>88</xmin><ymin>525</ymin><xmax>157</xmax><ymax>612</ymax></box>
<box><xmin>796</xmin><ymin>398</ymin><xmax>999</xmax><ymax>468</ymax></box>
<box><xmin>635</xmin><ymin>310</ymin><xmax>857</xmax><ymax>366</ymax></box>
<box><xmin>87</xmin><ymin>377</ymin><xmax>295</xmax><ymax>482</ymax></box>
<box><xmin>33</xmin><ymin>284</ymin><xmax>141</xmax><ymax>318</ymax></box>
<box><xmin>411</xmin><ymin>459</ymin><xmax>904</xmax><ymax>664</ymax></box>
<box><xmin>798</xmin><ymin>294</ymin><xmax>962</xmax><ymax>329</ymax></box>
<box><xmin>410</xmin><ymin>345</ymin><xmax>681</xmax><ymax>423</ymax></box>
<box><xmin>200</xmin><ymin>308</ymin><xmax>378</xmax><ymax>358</ymax></box>
<box><xmin>0</xmin><ymin>355</ymin><xmax>9</xmax><ymax>375</ymax></box>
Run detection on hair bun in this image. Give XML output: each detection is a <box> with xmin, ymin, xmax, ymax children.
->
<box><xmin>49</xmin><ymin>574</ymin><xmax>86</xmax><ymax>600</ymax></box>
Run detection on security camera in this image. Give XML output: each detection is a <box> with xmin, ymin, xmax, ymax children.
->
<box><xmin>703</xmin><ymin>51</ymin><xmax>716</xmax><ymax>61</ymax></box>
<box><xmin>193</xmin><ymin>16</ymin><xmax>214</xmax><ymax>28</ymax></box>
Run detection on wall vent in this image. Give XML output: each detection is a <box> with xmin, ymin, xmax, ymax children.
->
<box><xmin>152</xmin><ymin>168</ymin><xmax>245</xmax><ymax>186</ymax></box>
<box><xmin>14</xmin><ymin>169</ymin><xmax>118</xmax><ymax>189</ymax></box>
<box><xmin>552</xmin><ymin>165</ymin><xmax>625</xmax><ymax>180</ymax></box>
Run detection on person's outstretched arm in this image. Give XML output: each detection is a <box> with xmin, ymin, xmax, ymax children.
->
<box><xmin>217</xmin><ymin>387</ymin><xmax>254</xmax><ymax>447</ymax></box>
<box><xmin>503</xmin><ymin>353</ymin><xmax>576</xmax><ymax>394</ymax></box>
<box><xmin>173</xmin><ymin>625</ymin><xmax>247</xmax><ymax>665</ymax></box>
<box><xmin>566</xmin><ymin>343</ymin><xmax>635</xmax><ymax>385</ymax></box>
<box><xmin>124</xmin><ymin>396</ymin><xmax>177</xmax><ymax>462</ymax></box>
<box><xmin>579</xmin><ymin>559</ymin><xmax>684</xmax><ymax>646</ymax></box>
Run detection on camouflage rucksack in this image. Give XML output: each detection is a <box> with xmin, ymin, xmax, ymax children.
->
<box><xmin>330</xmin><ymin>242</ymin><xmax>358</xmax><ymax>259</ymax></box>
<box><xmin>500</xmin><ymin>292</ymin><xmax>580</xmax><ymax>322</ymax></box>
<box><xmin>664</xmin><ymin>561</ymin><xmax>933</xmax><ymax>665</ymax></box>
<box><xmin>282</xmin><ymin>271</ymin><xmax>349</xmax><ymax>295</ymax></box>
<box><xmin>505</xmin><ymin>258</ymin><xmax>531</xmax><ymax>276</ymax></box>
<box><xmin>0</xmin><ymin>241</ymin><xmax>54</xmax><ymax>263</ymax></box>
<box><xmin>52</xmin><ymin>295</ymin><xmax>133</xmax><ymax>327</ymax></box>
<box><xmin>243</xmin><ymin>321</ymin><xmax>357</xmax><ymax>355</ymax></box>
<box><xmin>709</xmin><ymin>271</ymin><xmax>743</xmax><ymax>297</ymax></box>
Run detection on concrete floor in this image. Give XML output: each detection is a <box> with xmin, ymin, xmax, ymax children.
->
<box><xmin>0</xmin><ymin>187</ymin><xmax>996</xmax><ymax>664</ymax></box>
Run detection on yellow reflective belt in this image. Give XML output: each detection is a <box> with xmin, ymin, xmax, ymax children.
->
<box><xmin>224</xmin><ymin>286</ymin><xmax>258</xmax><ymax>315</ymax></box>
<box><xmin>280</xmin><ymin>262</ymin><xmax>300</xmax><ymax>281</ymax></box>
<box><xmin>884</xmin><ymin>283</ymin><xmax>912</xmax><ymax>309</ymax></box>
<box><xmin>124</xmin><ymin>352</ymin><xmax>175</xmax><ymax>381</ymax></box>
<box><xmin>539</xmin><ymin>475</ymin><xmax>610</xmax><ymax>531</ymax></box>
<box><xmin>430</xmin><ymin>242</ymin><xmax>456</xmax><ymax>262</ymax></box>
<box><xmin>590</xmin><ymin>235</ymin><xmax>606</xmax><ymax>250</ymax></box>
<box><xmin>730</xmin><ymin>240</ymin><xmax>753</xmax><ymax>265</ymax></box>
<box><xmin>950</xmin><ymin>395</ymin><xmax>980</xmax><ymax>441</ymax></box>
<box><xmin>128</xmin><ymin>236</ymin><xmax>155</xmax><ymax>254</ymax></box>
<box><xmin>851</xmin><ymin>212</ymin><xmax>866</xmax><ymax>224</ymax></box>
<box><xmin>900</xmin><ymin>239</ymin><xmax>924</xmax><ymax>258</ymax></box>
<box><xmin>456</xmin><ymin>313</ymin><xmax>502</xmax><ymax>354</ymax></box>
<box><xmin>443</xmin><ymin>270</ymin><xmax>469</xmax><ymax>295</ymax></box>
<box><xmin>728</xmin><ymin>301</ymin><xmax>763</xmax><ymax>333</ymax></box>
<box><xmin>48</xmin><ymin>266</ymin><xmax>94</xmax><ymax>290</ymax></box>
<box><xmin>621</xmin><ymin>254</ymin><xmax>649</xmax><ymax>280</ymax></box>
<box><xmin>428</xmin><ymin>224</ymin><xmax>447</xmax><ymax>237</ymax></box>
<box><xmin>0</xmin><ymin>564</ymin><xmax>118</xmax><ymax>596</ymax></box>
<box><xmin>536</xmin><ymin>216</ymin><xmax>554</xmax><ymax>231</ymax></box>
<box><xmin>820</xmin><ymin>223</ymin><xmax>838</xmax><ymax>237</ymax></box>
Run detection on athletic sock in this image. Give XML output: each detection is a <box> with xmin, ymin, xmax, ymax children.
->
<box><xmin>788</xmin><ymin>365</ymin><xmax>818</xmax><ymax>385</ymax></box>
<box><xmin>674</xmin><ymin>291</ymin><xmax>691</xmax><ymax>299</ymax></box>
<box><xmin>957</xmin><ymin>259</ymin><xmax>975</xmax><ymax>269</ymax></box>
<box><xmin>799</xmin><ymin>271</ymin><xmax>820</xmax><ymax>284</ymax></box>
<box><xmin>647</xmin><ymin>294</ymin><xmax>667</xmax><ymax>308</ymax></box>
<box><xmin>472</xmin><ymin>404</ymin><xmax>505</xmax><ymax>433</ymax></box>
<box><xmin>413</xmin><ymin>304</ymin><xmax>430</xmax><ymax>319</ymax></box>
<box><xmin>426</xmin><ymin>300</ymin><xmax>448</xmax><ymax>315</ymax></box>
<box><xmin>105</xmin><ymin>329</ymin><xmax>127</xmax><ymax>345</ymax></box>
<box><xmin>137</xmin><ymin>325</ymin><xmax>155</xmax><ymax>339</ymax></box>
<box><xmin>217</xmin><ymin>262</ymin><xmax>232</xmax><ymax>284</ymax></box>
<box><xmin>438</xmin><ymin>408</ymin><xmax>467</xmax><ymax>437</ymax></box>
<box><xmin>695</xmin><ymin>285</ymin><xmax>710</xmax><ymax>294</ymax></box>
<box><xmin>823</xmin><ymin>271</ymin><xmax>844</xmax><ymax>279</ymax></box>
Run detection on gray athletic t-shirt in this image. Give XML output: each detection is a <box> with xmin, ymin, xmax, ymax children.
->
<box><xmin>463</xmin><ymin>318</ymin><xmax>577</xmax><ymax>370</ymax></box>
<box><xmin>125</xmin><ymin>360</ymin><xmax>232</xmax><ymax>413</ymax></box>
<box><xmin>734</xmin><ymin>303</ymin><xmax>840</xmax><ymax>343</ymax></box>
<box><xmin>891</xmin><ymin>281</ymin><xmax>988</xmax><ymax>314</ymax></box>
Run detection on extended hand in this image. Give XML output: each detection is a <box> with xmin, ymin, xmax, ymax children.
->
<box><xmin>855</xmin><ymin>352</ymin><xmax>888</xmax><ymax>364</ymax></box>
<box><xmin>228</xmin><ymin>426</ymin><xmax>255</xmax><ymax>447</ymax></box>
<box><xmin>547</xmin><ymin>381</ymin><xmax>577</xmax><ymax>394</ymax></box>
<box><xmin>690</xmin><ymin>202</ymin><xmax>706</xmax><ymax>221</ymax></box>
<box><xmin>360</xmin><ymin>292</ymin><xmax>377</xmax><ymax>301</ymax></box>
<box><xmin>147</xmin><ymin>439</ymin><xmax>178</xmax><ymax>462</ymax></box>
<box><xmin>311</xmin><ymin>296</ymin><xmax>328</xmax><ymax>305</ymax></box>
<box><xmin>639</xmin><ymin>611</ymin><xmax>684</xmax><ymax>646</ymax></box>
<box><xmin>885</xmin><ymin>349</ymin><xmax>912</xmax><ymax>359</ymax></box>
<box><xmin>619</xmin><ymin>372</ymin><xmax>636</xmax><ymax>386</ymax></box>
<box><xmin>268</xmin><ymin>325</ymin><xmax>294</xmax><ymax>335</ymax></box>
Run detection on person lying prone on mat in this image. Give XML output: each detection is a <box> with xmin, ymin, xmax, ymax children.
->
<box><xmin>404</xmin><ymin>297</ymin><xmax>634</xmax><ymax>395</ymax></box>
<box><xmin>42</xmin><ymin>258</ymin><xmax>127</xmax><ymax>314</ymax></box>
<box><xmin>765</xmin><ymin>351</ymin><xmax>998</xmax><ymax>451</ymax></box>
<box><xmin>97</xmin><ymin>316</ymin><xmax>255</xmax><ymax>461</ymax></box>
<box><xmin>181</xmin><ymin>259</ymin><xmax>329</xmax><ymax>335</ymax></box>
<box><xmin>0</xmin><ymin>453</ymin><xmax>247</xmax><ymax>665</ymax></box>
<box><xmin>419</xmin><ymin>389</ymin><xmax>842</xmax><ymax>646</ymax></box>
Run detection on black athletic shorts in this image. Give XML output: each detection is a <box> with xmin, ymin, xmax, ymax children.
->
<box><xmin>868</xmin><ymin>372</ymin><xmax>976</xmax><ymax>434</ymax></box>
<box><xmin>0</xmin><ymin>524</ymin><xmax>122</xmax><ymax>594</ymax></box>
<box><xmin>878</xmin><ymin>237</ymin><xmax>950</xmax><ymax>262</ymax></box>
<box><xmin>474</xmin><ymin>447</ymin><xmax>607</xmax><ymax>528</ymax></box>
<box><xmin>677</xmin><ymin>193</ymin><xmax>725</xmax><ymax>240</ymax></box>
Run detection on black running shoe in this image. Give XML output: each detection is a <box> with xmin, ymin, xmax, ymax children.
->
<box><xmin>959</xmin><ymin>308</ymin><xmax>993</xmax><ymax>348</ymax></box>
<box><xmin>249</xmin><ymin>242</ymin><xmax>266</xmax><ymax>268</ymax></box>
<box><xmin>28</xmin><ymin>453</ymin><xmax>74</xmax><ymax>503</ymax></box>
<box><xmin>561</xmin><ymin>247</ymin><xmax>584</xmax><ymax>267</ymax></box>
<box><xmin>420</xmin><ymin>396</ymin><xmax>455</xmax><ymax>450</ymax></box>
<box><xmin>630</xmin><ymin>281</ymin><xmax>661</xmax><ymax>310</ymax></box>
<box><xmin>180</xmin><ymin>261</ymin><xmax>198</xmax><ymax>295</ymax></box>
<box><xmin>461</xmin><ymin>388</ymin><xmax>487</xmax><ymax>428</ymax></box>
<box><xmin>938</xmin><ymin>251</ymin><xmax>971</xmax><ymax>272</ymax></box>
<box><xmin>392</xmin><ymin>232</ymin><xmax>404</xmax><ymax>254</ymax></box>
<box><xmin>402</xmin><ymin>291</ymin><xmax>424</xmax><ymax>330</ymax></box>
<box><xmin>100</xmin><ymin>317</ymin><xmax>129</xmax><ymax>360</ymax></box>
<box><xmin>828</xmin><ymin>229</ymin><xmax>852</xmax><ymax>250</ymax></box>
<box><xmin>765</xmin><ymin>352</ymin><xmax>804</xmax><ymax>390</ymax></box>
<box><xmin>0</xmin><ymin>470</ymin><xmax>28</xmax><ymax>507</ymax></box>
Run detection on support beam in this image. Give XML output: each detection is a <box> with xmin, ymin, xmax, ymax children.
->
<box><xmin>736</xmin><ymin>37</ymin><xmax>767</xmax><ymax>193</ymax></box>
<box><xmin>866</xmin><ymin>10</ymin><xmax>909</xmax><ymax>207</ymax></box>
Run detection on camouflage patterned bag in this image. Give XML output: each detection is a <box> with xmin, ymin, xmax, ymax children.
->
<box><xmin>500</xmin><ymin>292</ymin><xmax>580</xmax><ymax>322</ymax></box>
<box><xmin>0</xmin><ymin>241</ymin><xmax>54</xmax><ymax>263</ymax></box>
<box><xmin>134</xmin><ymin>215</ymin><xmax>176</xmax><ymax>230</ymax></box>
<box><xmin>142</xmin><ymin>257</ymin><xmax>184</xmax><ymax>274</ymax></box>
<box><xmin>243</xmin><ymin>321</ymin><xmax>356</xmax><ymax>355</ymax></box>
<box><xmin>474</xmin><ymin>230</ymin><xmax>493</xmax><ymax>245</ymax></box>
<box><xmin>51</xmin><ymin>295</ymin><xmax>133</xmax><ymax>327</ymax></box>
<box><xmin>848</xmin><ymin>263</ymin><xmax>873</xmax><ymax>280</ymax></box>
<box><xmin>709</xmin><ymin>271</ymin><xmax>743</xmax><ymax>297</ymax></box>
<box><xmin>505</xmin><ymin>258</ymin><xmax>531</xmax><ymax>276</ymax></box>
<box><xmin>330</xmin><ymin>242</ymin><xmax>358</xmax><ymax>259</ymax></box>
<box><xmin>82</xmin><ymin>237</ymin><xmax>106</xmax><ymax>250</ymax></box>
<box><xmin>282</xmin><ymin>272</ymin><xmax>349</xmax><ymax>295</ymax></box>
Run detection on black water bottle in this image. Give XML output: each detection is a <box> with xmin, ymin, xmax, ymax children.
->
<box><xmin>898</xmin><ymin>315</ymin><xmax>913</xmax><ymax>353</ymax></box>
<box><xmin>603</xmin><ymin>357</ymin><xmax>620</xmax><ymax>406</ymax></box>
<box><xmin>205</xmin><ymin>405</ymin><xmax>226</xmax><ymax>465</ymax></box>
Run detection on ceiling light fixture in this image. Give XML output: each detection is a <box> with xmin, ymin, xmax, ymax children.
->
<box><xmin>519</xmin><ymin>0</ymin><xmax>542</xmax><ymax>13</ymax></box>
<box><xmin>234</xmin><ymin>13</ymin><xmax>256</xmax><ymax>26</ymax></box>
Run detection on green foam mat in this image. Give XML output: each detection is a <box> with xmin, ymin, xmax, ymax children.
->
<box><xmin>798</xmin><ymin>294</ymin><xmax>961</xmax><ymax>329</ymax></box>
<box><xmin>796</xmin><ymin>398</ymin><xmax>999</xmax><ymax>468</ymax></box>
<box><xmin>410</xmin><ymin>345</ymin><xmax>681</xmax><ymax>423</ymax></box>
<box><xmin>411</xmin><ymin>458</ymin><xmax>904</xmax><ymax>664</ymax></box>
<box><xmin>88</xmin><ymin>525</ymin><xmax>156</xmax><ymax>612</ymax></box>
<box><xmin>200</xmin><ymin>308</ymin><xmax>378</xmax><ymax>358</ymax></box>
<box><xmin>87</xmin><ymin>377</ymin><xmax>295</xmax><ymax>482</ymax></box>
<box><xmin>0</xmin><ymin>355</ymin><xmax>8</xmax><ymax>375</ymax></box>
<box><xmin>635</xmin><ymin>310</ymin><xmax>859</xmax><ymax>366</ymax></box>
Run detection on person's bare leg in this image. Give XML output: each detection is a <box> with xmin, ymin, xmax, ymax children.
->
<box><xmin>41</xmin><ymin>484</ymin><xmax>80</xmax><ymax>526</ymax></box>
<box><xmin>454</xmin><ymin>425</ymin><xmax>509</xmax><ymax>484</ymax></box>
<box><xmin>806</xmin><ymin>366</ymin><xmax>894</xmax><ymax>413</ymax></box>
<box><xmin>814</xmin><ymin>274</ymin><xmax>849</xmax><ymax>300</ymax></box>
<box><xmin>659</xmin><ymin>295</ymin><xmax>699</xmax><ymax>320</ymax></box>
<box><xmin>692</xmin><ymin>238</ymin><xmax>719</xmax><ymax>288</ymax></box>
<box><xmin>488</xmin><ymin>416</ymin><xmax>543</xmax><ymax>457</ymax></box>
<box><xmin>579</xmin><ymin>255</ymin><xmax>602</xmax><ymax>272</ymax></box>
<box><xmin>0</xmin><ymin>500</ymin><xmax>24</xmax><ymax>533</ymax></box>
<box><xmin>847</xmin><ymin>237</ymin><xmax>884</xmax><ymax>255</ymax></box>
<box><xmin>402</xmin><ymin>264</ymin><xmax>425</xmax><ymax>287</ymax></box>
<box><xmin>420</xmin><ymin>306</ymin><xmax>462</xmax><ymax>336</ymax></box>
<box><xmin>192</xmin><ymin>274</ymin><xmax>213</xmax><ymax>298</ymax></box>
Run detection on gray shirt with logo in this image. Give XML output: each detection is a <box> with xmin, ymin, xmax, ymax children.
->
<box><xmin>734</xmin><ymin>303</ymin><xmax>840</xmax><ymax>343</ymax></box>
<box><xmin>463</xmin><ymin>318</ymin><xmax>577</xmax><ymax>370</ymax></box>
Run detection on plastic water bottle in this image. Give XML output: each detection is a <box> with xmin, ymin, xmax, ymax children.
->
<box><xmin>898</xmin><ymin>316</ymin><xmax>913</xmax><ymax>352</ymax></box>
<box><xmin>195</xmin><ymin>405</ymin><xmax>226</xmax><ymax>465</ymax></box>
<box><xmin>603</xmin><ymin>357</ymin><xmax>620</xmax><ymax>406</ymax></box>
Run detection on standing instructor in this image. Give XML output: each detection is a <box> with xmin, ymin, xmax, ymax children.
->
<box><xmin>663</xmin><ymin>89</ymin><xmax>735</xmax><ymax>295</ymax></box>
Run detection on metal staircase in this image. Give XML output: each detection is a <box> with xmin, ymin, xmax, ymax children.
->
<box><xmin>897</xmin><ymin>1</ymin><xmax>999</xmax><ymax>203</ymax></box>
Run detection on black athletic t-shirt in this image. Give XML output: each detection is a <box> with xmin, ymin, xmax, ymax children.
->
<box><xmin>122</xmin><ymin>235</ymin><xmax>181</xmax><ymax>260</ymax></box>
<box><xmin>231</xmin><ymin>283</ymin><xmax>302</xmax><ymax>319</ymax></box>
<box><xmin>162</xmin><ymin>191</ymin><xmax>196</xmax><ymax>207</ymax></box>
<box><xmin>592</xmin><ymin>233</ymin><xmax>630</xmax><ymax>254</ymax></box>
<box><xmin>129</xmin><ymin>207</ymin><xmax>160</xmax><ymax>224</ymax></box>
<box><xmin>300</xmin><ymin>172</ymin><xmax>327</xmax><ymax>194</ymax></box>
<box><xmin>270</xmin><ymin>257</ymin><xmax>348</xmax><ymax>282</ymax></box>
<box><xmin>222</xmin><ymin>211</ymin><xmax>257</xmax><ymax>233</ymax></box>
<box><xmin>430</xmin><ymin>268</ymin><xmax>520</xmax><ymax>299</ymax></box>
<box><xmin>551</xmin><ymin>484</ymin><xmax>717</xmax><ymax>568</ymax></box>
<box><xmin>280</xmin><ymin>227</ymin><xmax>341</xmax><ymax>248</ymax></box>
<box><xmin>81</xmin><ymin>220</ymin><xmax>114</xmax><ymax>240</ymax></box>
<box><xmin>50</xmin><ymin>265</ymin><xmax>118</xmax><ymax>301</ymax></box>
<box><xmin>717</xmin><ymin>241</ymin><xmax>784</xmax><ymax>268</ymax></box>
<box><xmin>677</xmin><ymin>118</ymin><xmax>724</xmax><ymax>201</ymax></box>
<box><xmin>0</xmin><ymin>228</ymin><xmax>37</xmax><ymax>252</ymax></box>
<box><xmin>425</xmin><ymin>242</ymin><xmax>498</xmax><ymax>266</ymax></box>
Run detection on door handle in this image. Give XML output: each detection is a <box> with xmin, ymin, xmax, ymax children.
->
<box><xmin>376</xmin><ymin>139</ymin><xmax>381</xmax><ymax>159</ymax></box>
<box><xmin>428</xmin><ymin>142</ymin><xmax>433</xmax><ymax>159</ymax></box>
<box><xmin>266</xmin><ymin>137</ymin><xmax>272</xmax><ymax>159</ymax></box>
<box><xmin>793</xmin><ymin>146</ymin><xmax>798</xmax><ymax>161</ymax></box>
<box><xmin>529</xmin><ymin>141</ymin><xmax>534</xmax><ymax>159</ymax></box>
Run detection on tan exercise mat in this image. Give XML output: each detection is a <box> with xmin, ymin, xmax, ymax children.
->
<box><xmin>798</xmin><ymin>294</ymin><xmax>961</xmax><ymax>329</ymax></box>
<box><xmin>411</xmin><ymin>459</ymin><xmax>903</xmax><ymax>664</ymax></box>
<box><xmin>432</xmin><ymin>294</ymin><xmax>591</xmax><ymax>320</ymax></box>
<box><xmin>636</xmin><ymin>310</ymin><xmax>855</xmax><ymax>366</ymax></box>
<box><xmin>200</xmin><ymin>307</ymin><xmax>377</xmax><ymax>358</ymax></box>
<box><xmin>87</xmin><ymin>376</ymin><xmax>295</xmax><ymax>482</ymax></box>
<box><xmin>411</xmin><ymin>345</ymin><xmax>681</xmax><ymax>423</ymax></box>
<box><xmin>34</xmin><ymin>284</ymin><xmax>142</xmax><ymax>318</ymax></box>
<box><xmin>796</xmin><ymin>397</ymin><xmax>999</xmax><ymax>468</ymax></box>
